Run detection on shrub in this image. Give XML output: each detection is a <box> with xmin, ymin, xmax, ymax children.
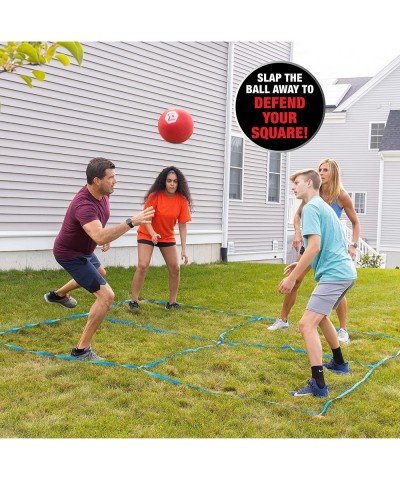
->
<box><xmin>358</xmin><ymin>253</ymin><xmax>384</xmax><ymax>268</ymax></box>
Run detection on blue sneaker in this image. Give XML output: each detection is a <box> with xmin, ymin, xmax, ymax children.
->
<box><xmin>323</xmin><ymin>359</ymin><xmax>350</xmax><ymax>374</ymax></box>
<box><xmin>290</xmin><ymin>378</ymin><xmax>328</xmax><ymax>398</ymax></box>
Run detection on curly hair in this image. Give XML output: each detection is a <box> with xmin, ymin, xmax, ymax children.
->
<box><xmin>144</xmin><ymin>166</ymin><xmax>193</xmax><ymax>210</ymax></box>
<box><xmin>318</xmin><ymin>158</ymin><xmax>343</xmax><ymax>205</ymax></box>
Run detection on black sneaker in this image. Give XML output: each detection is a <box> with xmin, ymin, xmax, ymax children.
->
<box><xmin>128</xmin><ymin>300</ymin><xmax>140</xmax><ymax>312</ymax></box>
<box><xmin>165</xmin><ymin>302</ymin><xmax>181</xmax><ymax>310</ymax></box>
<box><xmin>44</xmin><ymin>291</ymin><xmax>77</xmax><ymax>309</ymax></box>
<box><xmin>70</xmin><ymin>346</ymin><xmax>104</xmax><ymax>361</ymax></box>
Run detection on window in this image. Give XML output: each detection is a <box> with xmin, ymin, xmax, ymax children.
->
<box><xmin>229</xmin><ymin>136</ymin><xmax>244</xmax><ymax>200</ymax></box>
<box><xmin>348</xmin><ymin>192</ymin><xmax>366</xmax><ymax>214</ymax></box>
<box><xmin>369</xmin><ymin>122</ymin><xmax>385</xmax><ymax>149</ymax></box>
<box><xmin>267</xmin><ymin>151</ymin><xmax>281</xmax><ymax>203</ymax></box>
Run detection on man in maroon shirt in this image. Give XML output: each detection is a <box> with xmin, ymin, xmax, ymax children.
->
<box><xmin>44</xmin><ymin>157</ymin><xmax>154</xmax><ymax>361</ymax></box>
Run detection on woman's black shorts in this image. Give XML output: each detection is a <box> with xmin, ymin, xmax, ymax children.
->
<box><xmin>137</xmin><ymin>239</ymin><xmax>176</xmax><ymax>248</ymax></box>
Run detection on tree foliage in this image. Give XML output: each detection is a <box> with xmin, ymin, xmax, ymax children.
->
<box><xmin>0</xmin><ymin>41</ymin><xmax>83</xmax><ymax>88</ymax></box>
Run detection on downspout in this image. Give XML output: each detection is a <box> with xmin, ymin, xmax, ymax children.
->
<box><xmin>221</xmin><ymin>41</ymin><xmax>235</xmax><ymax>262</ymax></box>
<box><xmin>376</xmin><ymin>152</ymin><xmax>384</xmax><ymax>252</ymax></box>
<box><xmin>283</xmin><ymin>151</ymin><xmax>291</xmax><ymax>263</ymax></box>
<box><xmin>283</xmin><ymin>42</ymin><xmax>294</xmax><ymax>264</ymax></box>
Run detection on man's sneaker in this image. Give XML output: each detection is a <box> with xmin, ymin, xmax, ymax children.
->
<box><xmin>44</xmin><ymin>291</ymin><xmax>77</xmax><ymax>309</ymax></box>
<box><xmin>70</xmin><ymin>346</ymin><xmax>104</xmax><ymax>361</ymax></box>
<box><xmin>165</xmin><ymin>302</ymin><xmax>181</xmax><ymax>310</ymax></box>
<box><xmin>338</xmin><ymin>328</ymin><xmax>350</xmax><ymax>344</ymax></box>
<box><xmin>267</xmin><ymin>318</ymin><xmax>289</xmax><ymax>331</ymax></box>
<box><xmin>323</xmin><ymin>358</ymin><xmax>350</xmax><ymax>374</ymax></box>
<box><xmin>290</xmin><ymin>378</ymin><xmax>329</xmax><ymax>398</ymax></box>
<box><xmin>128</xmin><ymin>300</ymin><xmax>140</xmax><ymax>312</ymax></box>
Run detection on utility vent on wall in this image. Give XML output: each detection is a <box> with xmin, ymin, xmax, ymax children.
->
<box><xmin>272</xmin><ymin>240</ymin><xmax>279</xmax><ymax>251</ymax></box>
<box><xmin>228</xmin><ymin>241</ymin><xmax>235</xmax><ymax>254</ymax></box>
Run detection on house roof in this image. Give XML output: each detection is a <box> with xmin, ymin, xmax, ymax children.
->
<box><xmin>324</xmin><ymin>77</ymin><xmax>371</xmax><ymax>112</ymax></box>
<box><xmin>380</xmin><ymin>110</ymin><xmax>400</xmax><ymax>151</ymax></box>
<box><xmin>332</xmin><ymin>54</ymin><xmax>400</xmax><ymax>112</ymax></box>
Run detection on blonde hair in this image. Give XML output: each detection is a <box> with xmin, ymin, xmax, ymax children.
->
<box><xmin>318</xmin><ymin>158</ymin><xmax>343</xmax><ymax>205</ymax></box>
<box><xmin>290</xmin><ymin>169</ymin><xmax>321</xmax><ymax>190</ymax></box>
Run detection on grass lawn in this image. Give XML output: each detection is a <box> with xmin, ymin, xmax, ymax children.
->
<box><xmin>0</xmin><ymin>262</ymin><xmax>399</xmax><ymax>439</ymax></box>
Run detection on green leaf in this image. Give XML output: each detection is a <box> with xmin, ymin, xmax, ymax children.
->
<box><xmin>55</xmin><ymin>53</ymin><xmax>70</xmax><ymax>66</ymax></box>
<box><xmin>20</xmin><ymin>75</ymin><xmax>33</xmax><ymax>88</ymax></box>
<box><xmin>74</xmin><ymin>42</ymin><xmax>84</xmax><ymax>66</ymax></box>
<box><xmin>17</xmin><ymin>42</ymin><xmax>40</xmax><ymax>63</ymax></box>
<box><xmin>45</xmin><ymin>44</ymin><xmax>57</xmax><ymax>62</ymax></box>
<box><xmin>57</xmin><ymin>41</ymin><xmax>83</xmax><ymax>66</ymax></box>
<box><xmin>32</xmin><ymin>70</ymin><xmax>46</xmax><ymax>81</ymax></box>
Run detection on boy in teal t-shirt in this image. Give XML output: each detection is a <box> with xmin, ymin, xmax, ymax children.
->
<box><xmin>302</xmin><ymin>195</ymin><xmax>357</xmax><ymax>283</ymax></box>
<box><xmin>279</xmin><ymin>169</ymin><xmax>357</xmax><ymax>398</ymax></box>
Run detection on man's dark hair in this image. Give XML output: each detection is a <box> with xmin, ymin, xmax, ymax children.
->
<box><xmin>86</xmin><ymin>157</ymin><xmax>115</xmax><ymax>185</ymax></box>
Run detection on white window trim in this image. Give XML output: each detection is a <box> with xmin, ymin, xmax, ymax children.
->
<box><xmin>229</xmin><ymin>134</ymin><xmax>245</xmax><ymax>202</ymax></box>
<box><xmin>368</xmin><ymin>121</ymin><xmax>385</xmax><ymax>151</ymax></box>
<box><xmin>266</xmin><ymin>151</ymin><xmax>282</xmax><ymax>204</ymax></box>
<box><xmin>348</xmin><ymin>191</ymin><xmax>367</xmax><ymax>215</ymax></box>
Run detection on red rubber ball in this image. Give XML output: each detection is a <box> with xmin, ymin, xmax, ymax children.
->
<box><xmin>158</xmin><ymin>108</ymin><xmax>194</xmax><ymax>144</ymax></box>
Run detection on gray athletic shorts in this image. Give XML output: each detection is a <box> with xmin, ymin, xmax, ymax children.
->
<box><xmin>306</xmin><ymin>280</ymin><xmax>355</xmax><ymax>316</ymax></box>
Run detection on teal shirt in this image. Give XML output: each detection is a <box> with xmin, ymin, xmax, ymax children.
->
<box><xmin>302</xmin><ymin>196</ymin><xmax>357</xmax><ymax>282</ymax></box>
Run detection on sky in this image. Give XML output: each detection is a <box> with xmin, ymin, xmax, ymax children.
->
<box><xmin>293</xmin><ymin>38</ymin><xmax>400</xmax><ymax>82</ymax></box>
<box><xmin>6</xmin><ymin>0</ymin><xmax>399</xmax><ymax>84</ymax></box>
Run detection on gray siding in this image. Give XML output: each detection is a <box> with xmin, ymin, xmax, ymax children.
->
<box><xmin>229</xmin><ymin>41</ymin><xmax>291</xmax><ymax>255</ymax></box>
<box><xmin>0</xmin><ymin>40</ymin><xmax>295</xmax><ymax>269</ymax></box>
<box><xmin>290</xmin><ymin>63</ymin><xmax>400</xmax><ymax>247</ymax></box>
<box><xmin>0</xmin><ymin>41</ymin><xmax>228</xmax><ymax>233</ymax></box>
<box><xmin>381</xmin><ymin>161</ymin><xmax>400</xmax><ymax>247</ymax></box>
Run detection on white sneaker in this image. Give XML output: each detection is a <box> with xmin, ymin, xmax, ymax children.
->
<box><xmin>267</xmin><ymin>318</ymin><xmax>289</xmax><ymax>331</ymax></box>
<box><xmin>338</xmin><ymin>328</ymin><xmax>350</xmax><ymax>344</ymax></box>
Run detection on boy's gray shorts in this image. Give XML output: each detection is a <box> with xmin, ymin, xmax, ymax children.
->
<box><xmin>306</xmin><ymin>280</ymin><xmax>355</xmax><ymax>316</ymax></box>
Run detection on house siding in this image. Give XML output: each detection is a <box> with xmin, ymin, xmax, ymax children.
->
<box><xmin>381</xmin><ymin>160</ymin><xmax>400</xmax><ymax>248</ymax></box>
<box><xmin>0</xmin><ymin>41</ymin><xmax>229</xmax><ymax>268</ymax></box>
<box><xmin>0</xmin><ymin>41</ymin><xmax>293</xmax><ymax>270</ymax></box>
<box><xmin>0</xmin><ymin>41</ymin><xmax>228</xmax><ymax>232</ymax></box>
<box><xmin>290</xmin><ymin>62</ymin><xmax>400</xmax><ymax>252</ymax></box>
<box><xmin>228</xmin><ymin>41</ymin><xmax>291</xmax><ymax>261</ymax></box>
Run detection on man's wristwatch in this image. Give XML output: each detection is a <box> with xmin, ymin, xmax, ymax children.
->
<box><xmin>125</xmin><ymin>218</ymin><xmax>134</xmax><ymax>229</ymax></box>
<box><xmin>350</xmin><ymin>242</ymin><xmax>358</xmax><ymax>248</ymax></box>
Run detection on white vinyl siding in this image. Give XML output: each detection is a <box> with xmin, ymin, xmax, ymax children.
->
<box><xmin>290</xmin><ymin>64</ymin><xmax>400</xmax><ymax>247</ymax></box>
<box><xmin>228</xmin><ymin>41</ymin><xmax>291</xmax><ymax>256</ymax></box>
<box><xmin>0</xmin><ymin>41</ymin><xmax>229</xmax><ymax>235</ymax></box>
<box><xmin>0</xmin><ymin>40</ymin><xmax>294</xmax><ymax>268</ymax></box>
<box><xmin>381</xmin><ymin>161</ymin><xmax>400</xmax><ymax>247</ymax></box>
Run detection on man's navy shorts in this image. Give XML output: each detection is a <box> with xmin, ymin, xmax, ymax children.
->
<box><xmin>56</xmin><ymin>253</ymin><xmax>106</xmax><ymax>293</ymax></box>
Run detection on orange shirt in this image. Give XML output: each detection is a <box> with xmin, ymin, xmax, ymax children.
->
<box><xmin>137</xmin><ymin>191</ymin><xmax>191</xmax><ymax>243</ymax></box>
